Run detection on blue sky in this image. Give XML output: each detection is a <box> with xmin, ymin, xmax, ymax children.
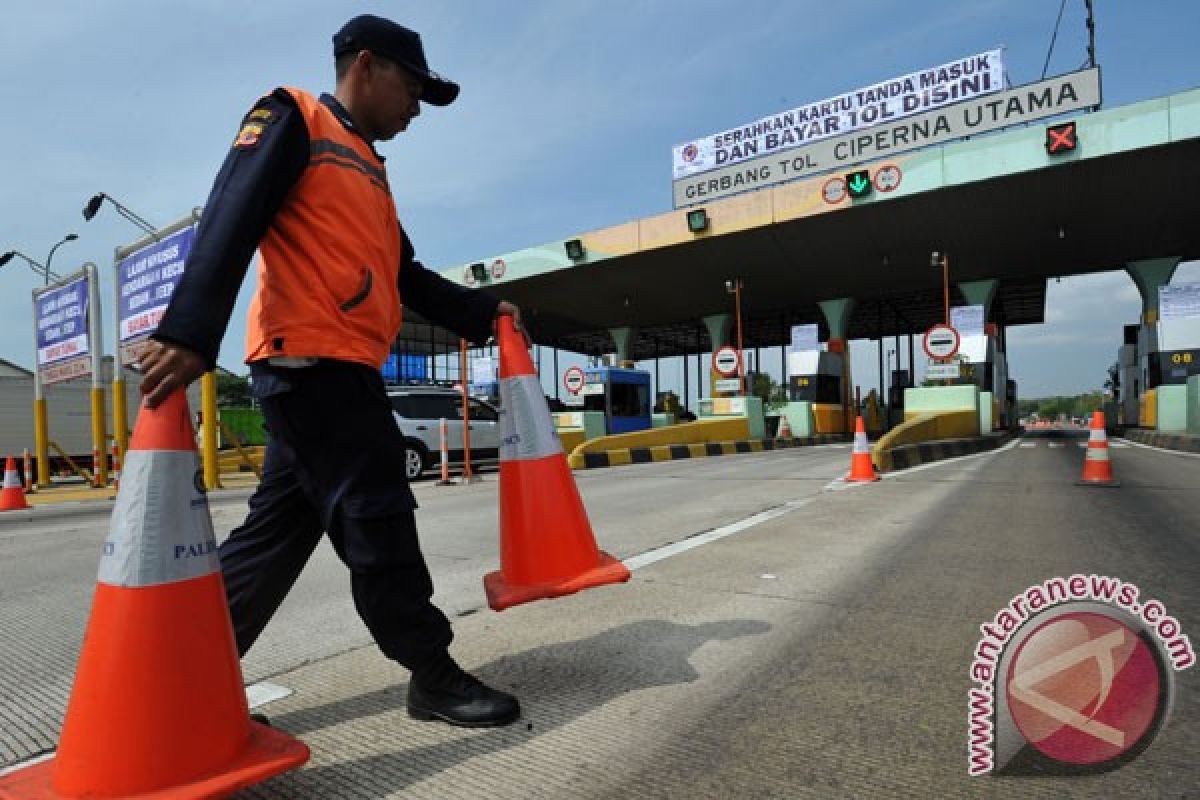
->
<box><xmin>1</xmin><ymin>1</ymin><xmax>1197</xmax><ymax>403</ymax></box>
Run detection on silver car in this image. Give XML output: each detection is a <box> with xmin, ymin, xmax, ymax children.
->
<box><xmin>387</xmin><ymin>386</ymin><xmax>500</xmax><ymax>480</ymax></box>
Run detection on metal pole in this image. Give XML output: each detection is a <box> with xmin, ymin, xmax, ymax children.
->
<box><xmin>553</xmin><ymin>347</ymin><xmax>560</xmax><ymax>402</ymax></box>
<box><xmin>30</xmin><ymin>288</ymin><xmax>49</xmax><ymax>487</ymax></box>
<box><xmin>85</xmin><ymin>263</ymin><xmax>109</xmax><ymax>486</ymax></box>
<box><xmin>459</xmin><ymin>339</ymin><xmax>476</xmax><ymax>483</ymax></box>
<box><xmin>943</xmin><ymin>253</ymin><xmax>951</xmax><ymax>326</ymax></box>
<box><xmin>734</xmin><ymin>279</ymin><xmax>745</xmax><ymax>394</ymax></box>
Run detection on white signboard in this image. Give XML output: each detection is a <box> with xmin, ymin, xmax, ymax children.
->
<box><xmin>789</xmin><ymin>324</ymin><xmax>819</xmax><ymax>353</ymax></box>
<box><xmin>1160</xmin><ymin>283</ymin><xmax>1200</xmax><ymax>321</ymax></box>
<box><xmin>715</xmin><ymin>378</ymin><xmax>742</xmax><ymax>393</ymax></box>
<box><xmin>951</xmin><ymin>305</ymin><xmax>985</xmax><ymax>336</ymax></box>
<box><xmin>673</xmin><ymin>49</ymin><xmax>1005</xmax><ymax>180</ymax></box>
<box><xmin>926</xmin><ymin>362</ymin><xmax>962</xmax><ymax>380</ymax></box>
<box><xmin>673</xmin><ymin>68</ymin><xmax>1101</xmax><ymax>207</ymax></box>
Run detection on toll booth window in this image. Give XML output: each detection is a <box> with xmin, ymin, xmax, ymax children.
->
<box><xmin>583</xmin><ymin>393</ymin><xmax>606</xmax><ymax>412</ymax></box>
<box><xmin>610</xmin><ymin>383</ymin><xmax>649</xmax><ymax>417</ymax></box>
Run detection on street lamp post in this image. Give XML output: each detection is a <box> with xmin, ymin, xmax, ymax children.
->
<box><xmin>726</xmin><ymin>278</ymin><xmax>745</xmax><ymax>394</ymax></box>
<box><xmin>0</xmin><ymin>250</ymin><xmax>61</xmax><ymax>282</ymax></box>
<box><xmin>44</xmin><ymin>234</ymin><xmax>79</xmax><ymax>285</ymax></box>
<box><xmin>82</xmin><ymin>192</ymin><xmax>157</xmax><ymax>235</ymax></box>
<box><xmin>931</xmin><ymin>251</ymin><xmax>951</xmax><ymax>325</ymax></box>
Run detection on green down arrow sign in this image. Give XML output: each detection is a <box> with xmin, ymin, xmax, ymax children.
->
<box><xmin>846</xmin><ymin>170</ymin><xmax>872</xmax><ymax>198</ymax></box>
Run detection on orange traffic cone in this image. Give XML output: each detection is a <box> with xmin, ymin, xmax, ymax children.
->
<box><xmin>0</xmin><ymin>456</ymin><xmax>30</xmax><ymax>511</ymax></box>
<box><xmin>846</xmin><ymin>416</ymin><xmax>879</xmax><ymax>482</ymax></box>
<box><xmin>776</xmin><ymin>414</ymin><xmax>793</xmax><ymax>441</ymax></box>
<box><xmin>483</xmin><ymin>315</ymin><xmax>630</xmax><ymax>611</ymax></box>
<box><xmin>110</xmin><ymin>441</ymin><xmax>122</xmax><ymax>492</ymax></box>
<box><xmin>1079</xmin><ymin>410</ymin><xmax>1119</xmax><ymax>486</ymax></box>
<box><xmin>0</xmin><ymin>390</ymin><xmax>308</xmax><ymax>799</ymax></box>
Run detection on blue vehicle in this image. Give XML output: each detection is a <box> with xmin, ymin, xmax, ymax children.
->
<box><xmin>581</xmin><ymin>367</ymin><xmax>652</xmax><ymax>434</ymax></box>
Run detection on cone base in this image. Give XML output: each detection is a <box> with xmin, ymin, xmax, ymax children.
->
<box><xmin>0</xmin><ymin>488</ymin><xmax>29</xmax><ymax>511</ymax></box>
<box><xmin>1076</xmin><ymin>478</ymin><xmax>1121</xmax><ymax>487</ymax></box>
<box><xmin>845</xmin><ymin>472</ymin><xmax>880</xmax><ymax>482</ymax></box>
<box><xmin>484</xmin><ymin>551</ymin><xmax>631</xmax><ymax>612</ymax></box>
<box><xmin>0</xmin><ymin>722</ymin><xmax>308</xmax><ymax>800</ymax></box>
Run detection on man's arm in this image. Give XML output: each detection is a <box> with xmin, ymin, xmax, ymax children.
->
<box><xmin>140</xmin><ymin>90</ymin><xmax>308</xmax><ymax>407</ymax></box>
<box><xmin>397</xmin><ymin>228</ymin><xmax>503</xmax><ymax>345</ymax></box>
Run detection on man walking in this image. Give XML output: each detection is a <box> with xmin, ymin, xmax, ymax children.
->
<box><xmin>138</xmin><ymin>15</ymin><xmax>520</xmax><ymax>727</ymax></box>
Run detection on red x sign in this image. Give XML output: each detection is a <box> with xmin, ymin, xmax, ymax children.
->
<box><xmin>1045</xmin><ymin>121</ymin><xmax>1078</xmax><ymax>155</ymax></box>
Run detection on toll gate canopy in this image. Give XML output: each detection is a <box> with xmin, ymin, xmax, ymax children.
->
<box><xmin>397</xmin><ymin>83</ymin><xmax>1200</xmax><ymax>361</ymax></box>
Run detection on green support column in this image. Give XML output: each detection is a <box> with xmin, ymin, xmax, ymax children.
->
<box><xmin>1126</xmin><ymin>257</ymin><xmax>1181</xmax><ymax>325</ymax></box>
<box><xmin>1126</xmin><ymin>257</ymin><xmax>1182</xmax><ymax>430</ymax></box>
<box><xmin>701</xmin><ymin>314</ymin><xmax>732</xmax><ymax>396</ymax></box>
<box><xmin>957</xmin><ymin>279</ymin><xmax>997</xmax><ymax>318</ymax></box>
<box><xmin>609</xmin><ymin>326</ymin><xmax>636</xmax><ymax>364</ymax></box>
<box><xmin>817</xmin><ymin>298</ymin><xmax>856</xmax><ymax>433</ymax></box>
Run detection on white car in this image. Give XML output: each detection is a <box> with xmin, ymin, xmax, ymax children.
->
<box><xmin>387</xmin><ymin>386</ymin><xmax>500</xmax><ymax>480</ymax></box>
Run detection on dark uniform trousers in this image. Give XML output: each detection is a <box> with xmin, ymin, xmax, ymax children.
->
<box><xmin>218</xmin><ymin>359</ymin><xmax>452</xmax><ymax>672</ymax></box>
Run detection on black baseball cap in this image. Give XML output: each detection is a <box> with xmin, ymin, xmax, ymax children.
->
<box><xmin>333</xmin><ymin>15</ymin><xmax>459</xmax><ymax>106</ymax></box>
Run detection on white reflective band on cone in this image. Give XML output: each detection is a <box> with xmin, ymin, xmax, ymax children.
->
<box><xmin>2</xmin><ymin>470</ymin><xmax>19</xmax><ymax>490</ymax></box>
<box><xmin>98</xmin><ymin>450</ymin><xmax>220</xmax><ymax>587</ymax></box>
<box><xmin>499</xmin><ymin>374</ymin><xmax>563</xmax><ymax>462</ymax></box>
<box><xmin>1090</xmin><ymin>428</ymin><xmax>1106</xmax><ymax>442</ymax></box>
<box><xmin>853</xmin><ymin>433</ymin><xmax>869</xmax><ymax>452</ymax></box>
<box><xmin>1087</xmin><ymin>448</ymin><xmax>1111</xmax><ymax>461</ymax></box>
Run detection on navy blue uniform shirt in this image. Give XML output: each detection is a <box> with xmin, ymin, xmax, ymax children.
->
<box><xmin>154</xmin><ymin>90</ymin><xmax>499</xmax><ymax>369</ymax></box>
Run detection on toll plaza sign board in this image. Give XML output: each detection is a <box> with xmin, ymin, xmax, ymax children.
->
<box><xmin>673</xmin><ymin>49</ymin><xmax>1004</xmax><ymax>181</ymax></box>
<box><xmin>673</xmin><ymin>68</ymin><xmax>1100</xmax><ymax>207</ymax></box>
<box><xmin>116</xmin><ymin>225</ymin><xmax>194</xmax><ymax>361</ymax></box>
<box><xmin>35</xmin><ymin>274</ymin><xmax>91</xmax><ymax>385</ymax></box>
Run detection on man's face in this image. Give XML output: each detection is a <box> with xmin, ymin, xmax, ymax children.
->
<box><xmin>364</xmin><ymin>54</ymin><xmax>422</xmax><ymax>140</ymax></box>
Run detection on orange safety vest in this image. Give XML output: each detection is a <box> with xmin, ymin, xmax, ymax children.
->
<box><xmin>245</xmin><ymin>87</ymin><xmax>402</xmax><ymax>367</ymax></box>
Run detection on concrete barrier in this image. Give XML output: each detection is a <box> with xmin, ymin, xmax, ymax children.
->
<box><xmin>871</xmin><ymin>410</ymin><xmax>978</xmax><ymax>471</ymax></box>
<box><xmin>1120</xmin><ymin>428</ymin><xmax>1200</xmax><ymax>453</ymax></box>
<box><xmin>570</xmin><ymin>433</ymin><xmax>850</xmax><ymax>470</ymax></box>
<box><xmin>566</xmin><ymin>418</ymin><xmax>750</xmax><ymax>468</ymax></box>
<box><xmin>881</xmin><ymin>430</ymin><xmax>1017</xmax><ymax>471</ymax></box>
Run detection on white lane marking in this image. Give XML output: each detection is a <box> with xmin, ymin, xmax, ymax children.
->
<box><xmin>1117</xmin><ymin>438</ymin><xmax>1200</xmax><ymax>459</ymax></box>
<box><xmin>625</xmin><ymin>495</ymin><xmax>819</xmax><ymax>571</ymax></box>
<box><xmin>0</xmin><ymin>751</ymin><xmax>54</xmax><ymax>776</ymax></box>
<box><xmin>1110</xmin><ymin>443</ymin><xmax>1128</xmax><ymax>448</ymax></box>
<box><xmin>1048</xmin><ymin>443</ymin><xmax>1064</xmax><ymax>449</ymax></box>
<box><xmin>1020</xmin><ymin>443</ymin><xmax>1037</xmax><ymax>448</ymax></box>
<box><xmin>823</xmin><ymin>438</ymin><xmax>1020</xmax><ymax>491</ymax></box>
<box><xmin>246</xmin><ymin>681</ymin><xmax>293</xmax><ymax>709</ymax></box>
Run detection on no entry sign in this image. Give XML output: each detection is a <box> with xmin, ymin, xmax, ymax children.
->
<box><xmin>923</xmin><ymin>324</ymin><xmax>961</xmax><ymax>360</ymax></box>
<box><xmin>563</xmin><ymin>366</ymin><xmax>585</xmax><ymax>395</ymax></box>
<box><xmin>712</xmin><ymin>346</ymin><xmax>741</xmax><ymax>377</ymax></box>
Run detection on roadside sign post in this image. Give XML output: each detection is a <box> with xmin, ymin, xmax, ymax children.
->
<box><xmin>712</xmin><ymin>345</ymin><xmax>741</xmax><ymax>395</ymax></box>
<box><xmin>922</xmin><ymin>323</ymin><xmax>962</xmax><ymax>385</ymax></box>
<box><xmin>563</xmin><ymin>366</ymin><xmax>585</xmax><ymax>397</ymax></box>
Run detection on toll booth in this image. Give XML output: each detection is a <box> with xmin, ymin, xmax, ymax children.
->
<box><xmin>955</xmin><ymin>328</ymin><xmax>1008</xmax><ymax>430</ymax></box>
<box><xmin>782</xmin><ymin>350</ymin><xmax>845</xmax><ymax>435</ymax></box>
<box><xmin>580</xmin><ymin>366</ymin><xmax>652</xmax><ymax>434</ymax></box>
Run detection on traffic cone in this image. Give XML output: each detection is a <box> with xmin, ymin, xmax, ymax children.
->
<box><xmin>845</xmin><ymin>416</ymin><xmax>879</xmax><ymax>482</ymax></box>
<box><xmin>1079</xmin><ymin>410</ymin><xmax>1119</xmax><ymax>487</ymax></box>
<box><xmin>0</xmin><ymin>456</ymin><xmax>30</xmax><ymax>511</ymax></box>
<box><xmin>0</xmin><ymin>390</ymin><xmax>308</xmax><ymax>799</ymax></box>
<box><xmin>91</xmin><ymin>446</ymin><xmax>104</xmax><ymax>489</ymax></box>
<box><xmin>483</xmin><ymin>315</ymin><xmax>630</xmax><ymax>611</ymax></box>
<box><xmin>776</xmin><ymin>413</ymin><xmax>793</xmax><ymax>442</ymax></box>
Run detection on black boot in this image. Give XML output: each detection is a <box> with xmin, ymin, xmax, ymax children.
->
<box><xmin>407</xmin><ymin>656</ymin><xmax>520</xmax><ymax>727</ymax></box>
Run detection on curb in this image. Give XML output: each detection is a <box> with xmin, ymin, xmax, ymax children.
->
<box><xmin>881</xmin><ymin>430</ymin><xmax>1018</xmax><ymax>471</ymax></box>
<box><xmin>574</xmin><ymin>435</ymin><xmax>851</xmax><ymax>470</ymax></box>
<box><xmin>1118</xmin><ymin>428</ymin><xmax>1200</xmax><ymax>453</ymax></box>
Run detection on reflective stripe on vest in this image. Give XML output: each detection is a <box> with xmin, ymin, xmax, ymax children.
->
<box><xmin>499</xmin><ymin>375</ymin><xmax>563</xmax><ymax>462</ymax></box>
<box><xmin>98</xmin><ymin>450</ymin><xmax>219</xmax><ymax>587</ymax></box>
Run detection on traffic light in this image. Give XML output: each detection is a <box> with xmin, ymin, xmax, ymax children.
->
<box><xmin>1045</xmin><ymin>121</ymin><xmax>1078</xmax><ymax>155</ymax></box>
<box><xmin>845</xmin><ymin>169</ymin><xmax>872</xmax><ymax>199</ymax></box>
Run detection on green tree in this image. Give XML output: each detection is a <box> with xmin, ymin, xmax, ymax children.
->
<box><xmin>216</xmin><ymin>371</ymin><xmax>253</xmax><ymax>407</ymax></box>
